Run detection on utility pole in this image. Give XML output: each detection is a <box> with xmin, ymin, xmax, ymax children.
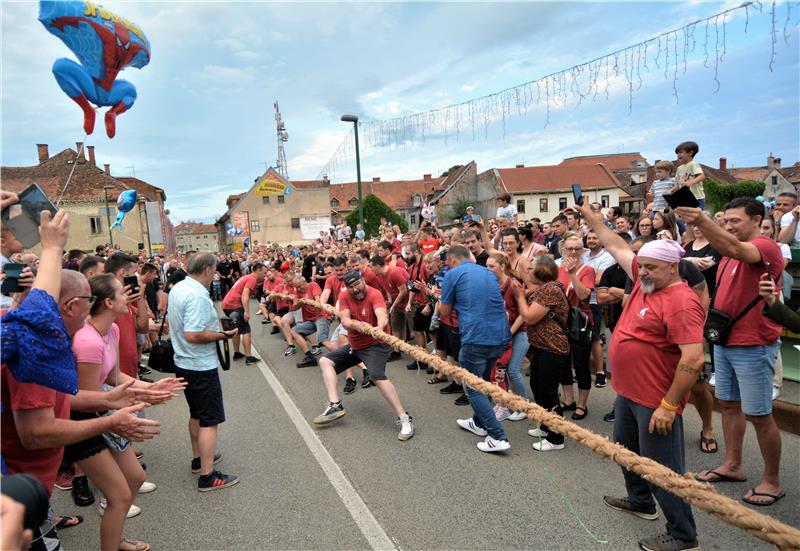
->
<box><xmin>274</xmin><ymin>101</ymin><xmax>289</xmax><ymax>179</ymax></box>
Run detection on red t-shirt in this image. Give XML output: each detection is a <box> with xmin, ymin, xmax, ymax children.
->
<box><xmin>391</xmin><ymin>239</ymin><xmax>402</xmax><ymax>255</ymax></box>
<box><xmin>1</xmin><ymin>365</ymin><xmax>70</xmax><ymax>496</ymax></box>
<box><xmin>609</xmin><ymin>262</ymin><xmax>705</xmax><ymax>412</ymax></box>
<box><xmin>378</xmin><ymin>266</ymin><xmax>410</xmax><ymax>302</ymax></box>
<box><xmin>222</xmin><ymin>274</ymin><xmax>257</xmax><ymax>310</ymax></box>
<box><xmin>501</xmin><ymin>278</ymin><xmax>526</xmax><ymax>332</ymax></box>
<box><xmin>299</xmin><ymin>282</ymin><xmax>330</xmax><ymax>322</ymax></box>
<box><xmin>712</xmin><ymin>236</ymin><xmax>783</xmax><ymax>346</ymax></box>
<box><xmin>418</xmin><ymin>238</ymin><xmax>441</xmax><ymax>255</ymax></box>
<box><xmin>338</xmin><ymin>287</ymin><xmax>387</xmax><ymax>350</ymax></box>
<box><xmin>115</xmin><ymin>304</ymin><xmax>139</xmax><ymax>379</ymax></box>
<box><xmin>389</xmin><ymin>256</ymin><xmax>407</xmax><ymax>272</ymax></box>
<box><xmin>274</xmin><ymin>281</ymin><xmax>294</xmax><ymax>310</ymax></box>
<box><xmin>263</xmin><ymin>275</ymin><xmax>282</xmax><ymax>294</ymax></box>
<box><xmin>407</xmin><ymin>260</ymin><xmax>429</xmax><ymax>306</ymax></box>
<box><xmin>324</xmin><ymin>274</ymin><xmax>347</xmax><ymax>305</ymax></box>
<box><xmin>557</xmin><ymin>264</ymin><xmax>595</xmax><ymax>321</ymax></box>
<box><xmin>362</xmin><ymin>268</ymin><xmax>382</xmax><ymax>293</ymax></box>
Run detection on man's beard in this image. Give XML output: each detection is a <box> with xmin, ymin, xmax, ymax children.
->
<box><xmin>352</xmin><ymin>289</ymin><xmax>365</xmax><ymax>300</ymax></box>
<box><xmin>640</xmin><ymin>277</ymin><xmax>656</xmax><ymax>294</ymax></box>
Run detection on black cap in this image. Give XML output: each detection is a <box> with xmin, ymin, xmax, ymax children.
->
<box><xmin>343</xmin><ymin>270</ymin><xmax>362</xmax><ymax>286</ymax></box>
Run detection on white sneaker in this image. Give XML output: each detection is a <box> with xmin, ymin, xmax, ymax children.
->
<box><xmin>493</xmin><ymin>405</ymin><xmax>510</xmax><ymax>422</ymax></box>
<box><xmin>137</xmin><ymin>481</ymin><xmax>157</xmax><ymax>494</ymax></box>
<box><xmin>708</xmin><ymin>373</ymin><xmax>716</xmax><ymax>387</ymax></box>
<box><xmin>477</xmin><ymin>436</ymin><xmax>511</xmax><ymax>453</ymax></box>
<box><xmin>98</xmin><ymin>498</ymin><xmax>141</xmax><ymax>518</ymax></box>
<box><xmin>398</xmin><ymin>413</ymin><xmax>414</xmax><ymax>441</ymax></box>
<box><xmin>772</xmin><ymin>385</ymin><xmax>780</xmax><ymax>401</ymax></box>
<box><xmin>528</xmin><ymin>427</ymin><xmax>549</xmax><ymax>438</ymax></box>
<box><xmin>508</xmin><ymin>411</ymin><xmax>528</xmax><ymax>422</ymax></box>
<box><xmin>456</xmin><ymin>418</ymin><xmax>488</xmax><ymax>437</ymax></box>
<box><xmin>532</xmin><ymin>440</ymin><xmax>564</xmax><ymax>451</ymax></box>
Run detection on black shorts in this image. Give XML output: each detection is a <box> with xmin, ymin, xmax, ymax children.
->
<box><xmin>435</xmin><ymin>325</ymin><xmax>449</xmax><ymax>352</ymax></box>
<box><xmin>276</xmin><ymin>307</ymin><xmax>289</xmax><ymax>317</ymax></box>
<box><xmin>223</xmin><ymin>307</ymin><xmax>251</xmax><ymax>335</ymax></box>
<box><xmin>63</xmin><ymin>410</ymin><xmax>108</xmax><ymax>463</ymax></box>
<box><xmin>323</xmin><ymin>343</ymin><xmax>391</xmax><ymax>381</ymax></box>
<box><xmin>266</xmin><ymin>301</ymin><xmax>277</xmax><ymax>314</ymax></box>
<box><xmin>590</xmin><ymin>304</ymin><xmax>602</xmax><ymax>341</ymax></box>
<box><xmin>412</xmin><ymin>304</ymin><xmax>432</xmax><ymax>333</ymax></box>
<box><xmin>444</xmin><ymin>324</ymin><xmax>462</xmax><ymax>360</ymax></box>
<box><xmin>174</xmin><ymin>367</ymin><xmax>225</xmax><ymax>427</ymax></box>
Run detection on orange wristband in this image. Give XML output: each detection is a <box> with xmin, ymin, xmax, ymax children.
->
<box><xmin>660</xmin><ymin>398</ymin><xmax>679</xmax><ymax>412</ymax></box>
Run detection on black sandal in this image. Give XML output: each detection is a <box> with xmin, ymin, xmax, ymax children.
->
<box><xmin>571</xmin><ymin>407</ymin><xmax>588</xmax><ymax>420</ymax></box>
<box><xmin>700</xmin><ymin>431</ymin><xmax>718</xmax><ymax>453</ymax></box>
<box><xmin>55</xmin><ymin>515</ymin><xmax>83</xmax><ymax>529</ymax></box>
<box><xmin>427</xmin><ymin>375</ymin><xmax>447</xmax><ymax>384</ymax></box>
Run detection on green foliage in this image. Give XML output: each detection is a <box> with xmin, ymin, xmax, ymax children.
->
<box><xmin>705</xmin><ymin>179</ymin><xmax>765</xmax><ymax>212</ymax></box>
<box><xmin>345</xmin><ymin>194</ymin><xmax>408</xmax><ymax>238</ymax></box>
<box><xmin>441</xmin><ymin>165</ymin><xmax>462</xmax><ymax>177</ymax></box>
<box><xmin>448</xmin><ymin>196</ymin><xmax>474</xmax><ymax>223</ymax></box>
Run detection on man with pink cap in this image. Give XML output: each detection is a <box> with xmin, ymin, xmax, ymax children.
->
<box><xmin>575</xmin><ymin>202</ymin><xmax>705</xmax><ymax>551</ymax></box>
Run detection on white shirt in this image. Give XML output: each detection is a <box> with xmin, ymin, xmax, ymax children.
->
<box><xmin>780</xmin><ymin>212</ymin><xmax>800</xmax><ymax>246</ymax></box>
<box><xmin>580</xmin><ymin>249</ymin><xmax>617</xmax><ymax>305</ymax></box>
<box><xmin>496</xmin><ymin>204</ymin><xmax>518</xmax><ymax>221</ymax></box>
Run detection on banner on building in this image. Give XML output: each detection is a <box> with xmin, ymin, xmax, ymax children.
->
<box><xmin>230</xmin><ymin>211</ymin><xmax>250</xmax><ymax>237</ymax></box>
<box><xmin>254</xmin><ymin>168</ymin><xmax>292</xmax><ymax>197</ymax></box>
<box><xmin>299</xmin><ymin>215</ymin><xmax>331</xmax><ymax>240</ymax></box>
<box><xmin>144</xmin><ymin>202</ymin><xmax>164</xmax><ymax>246</ymax></box>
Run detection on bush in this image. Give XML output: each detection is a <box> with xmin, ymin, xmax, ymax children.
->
<box><xmin>448</xmin><ymin>196</ymin><xmax>474</xmax><ymax>223</ymax></box>
<box><xmin>705</xmin><ymin>179</ymin><xmax>765</xmax><ymax>212</ymax></box>
<box><xmin>345</xmin><ymin>194</ymin><xmax>408</xmax><ymax>238</ymax></box>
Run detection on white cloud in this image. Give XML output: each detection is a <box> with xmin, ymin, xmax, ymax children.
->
<box><xmin>460</xmin><ymin>83</ymin><xmax>478</xmax><ymax>92</ymax></box>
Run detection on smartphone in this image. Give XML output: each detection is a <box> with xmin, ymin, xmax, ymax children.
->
<box><xmin>1</xmin><ymin>263</ymin><xmax>25</xmax><ymax>294</ymax></box>
<box><xmin>663</xmin><ymin>187</ymin><xmax>700</xmax><ymax>209</ymax></box>
<box><xmin>220</xmin><ymin>318</ymin><xmax>235</xmax><ymax>332</ymax></box>
<box><xmin>571</xmin><ymin>183</ymin><xmax>584</xmax><ymax>206</ymax></box>
<box><xmin>0</xmin><ymin>184</ymin><xmax>57</xmax><ymax>249</ymax></box>
<box><xmin>123</xmin><ymin>275</ymin><xmax>139</xmax><ymax>294</ymax></box>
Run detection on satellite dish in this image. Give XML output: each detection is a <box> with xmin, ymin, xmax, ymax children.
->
<box><xmin>282</xmin><ymin>132</ymin><xmax>289</xmax><ymax>141</ymax></box>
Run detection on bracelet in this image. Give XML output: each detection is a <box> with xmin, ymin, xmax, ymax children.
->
<box><xmin>660</xmin><ymin>398</ymin><xmax>679</xmax><ymax>412</ymax></box>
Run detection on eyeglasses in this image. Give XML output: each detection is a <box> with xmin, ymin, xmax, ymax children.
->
<box><xmin>564</xmin><ymin>247</ymin><xmax>584</xmax><ymax>252</ymax></box>
<box><xmin>69</xmin><ymin>295</ymin><xmax>97</xmax><ymax>304</ymax></box>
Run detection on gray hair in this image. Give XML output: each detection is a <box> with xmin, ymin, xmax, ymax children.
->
<box><xmin>187</xmin><ymin>253</ymin><xmax>217</xmax><ymax>275</ymax></box>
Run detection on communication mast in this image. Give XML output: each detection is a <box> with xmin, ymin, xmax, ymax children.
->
<box><xmin>274</xmin><ymin>101</ymin><xmax>289</xmax><ymax>180</ymax></box>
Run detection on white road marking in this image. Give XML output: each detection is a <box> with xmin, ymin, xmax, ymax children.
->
<box><xmin>251</xmin><ymin>345</ymin><xmax>398</xmax><ymax>551</ymax></box>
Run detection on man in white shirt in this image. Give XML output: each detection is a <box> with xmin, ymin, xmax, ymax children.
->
<box><xmin>580</xmin><ymin>230</ymin><xmax>617</xmax><ymax>388</ymax></box>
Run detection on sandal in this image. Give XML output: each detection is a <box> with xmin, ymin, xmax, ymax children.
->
<box><xmin>742</xmin><ymin>488</ymin><xmax>786</xmax><ymax>507</ymax></box>
<box><xmin>55</xmin><ymin>515</ymin><xmax>83</xmax><ymax>529</ymax></box>
<box><xmin>699</xmin><ymin>432</ymin><xmax>718</xmax><ymax>453</ymax></box>
<box><xmin>571</xmin><ymin>407</ymin><xmax>588</xmax><ymax>420</ymax></box>
<box><xmin>427</xmin><ymin>375</ymin><xmax>447</xmax><ymax>384</ymax></box>
<box><xmin>119</xmin><ymin>538</ymin><xmax>150</xmax><ymax>551</ymax></box>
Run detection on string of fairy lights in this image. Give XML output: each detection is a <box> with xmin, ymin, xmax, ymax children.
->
<box><xmin>315</xmin><ymin>1</ymin><xmax>797</xmax><ymax>181</ymax></box>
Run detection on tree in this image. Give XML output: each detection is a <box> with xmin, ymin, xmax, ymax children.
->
<box><xmin>345</xmin><ymin>194</ymin><xmax>409</xmax><ymax>238</ymax></box>
<box><xmin>441</xmin><ymin>164</ymin><xmax>462</xmax><ymax>177</ymax></box>
<box><xmin>705</xmin><ymin>179</ymin><xmax>765</xmax><ymax>212</ymax></box>
<box><xmin>449</xmin><ymin>196</ymin><xmax>474</xmax><ymax>223</ymax></box>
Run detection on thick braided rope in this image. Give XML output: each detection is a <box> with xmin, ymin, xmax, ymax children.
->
<box><xmin>272</xmin><ymin>293</ymin><xmax>800</xmax><ymax>549</ymax></box>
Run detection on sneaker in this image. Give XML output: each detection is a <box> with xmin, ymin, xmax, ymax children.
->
<box><xmin>603</xmin><ymin>409</ymin><xmax>616</xmax><ymax>422</ymax></box>
<box><xmin>296</xmin><ymin>354</ymin><xmax>318</xmax><ymax>368</ymax></box>
<box><xmin>361</xmin><ymin>370</ymin><xmax>374</xmax><ymax>389</ymax></box>
<box><xmin>477</xmin><ymin>436</ymin><xmax>511</xmax><ymax>453</ymax></box>
<box><xmin>245</xmin><ymin>355</ymin><xmax>260</xmax><ymax>365</ymax></box>
<box><xmin>397</xmin><ymin>413</ymin><xmax>414</xmax><ymax>441</ymax></box>
<box><xmin>311</xmin><ymin>346</ymin><xmax>323</xmax><ymax>356</ymax></box>
<box><xmin>456</xmin><ymin>417</ymin><xmax>488</xmax><ymax>437</ymax></box>
<box><xmin>508</xmin><ymin>411</ymin><xmax>528</xmax><ymax>422</ymax></box>
<box><xmin>638</xmin><ymin>532</ymin><xmax>701</xmax><ymax>551</ymax></box>
<box><xmin>772</xmin><ymin>385</ymin><xmax>780</xmax><ymax>401</ymax></box>
<box><xmin>493</xmin><ymin>404</ymin><xmax>510</xmax><ymax>422</ymax></box>
<box><xmin>261</xmin><ymin>319</ymin><xmax>270</xmax><ymax>324</ymax></box>
<box><xmin>98</xmin><ymin>498</ymin><xmax>141</xmax><ymax>518</ymax></box>
<box><xmin>283</xmin><ymin>345</ymin><xmax>297</xmax><ymax>357</ymax></box>
<box><xmin>198</xmin><ymin>470</ymin><xmax>240</xmax><ymax>492</ymax></box>
<box><xmin>313</xmin><ymin>402</ymin><xmax>346</xmax><ymax>425</ymax></box>
<box><xmin>454</xmin><ymin>393</ymin><xmax>470</xmax><ymax>406</ymax></box>
<box><xmin>233</xmin><ymin>352</ymin><xmax>245</xmax><ymax>360</ymax></box>
<box><xmin>439</xmin><ymin>382</ymin><xmax>462</xmax><ymax>394</ymax></box>
<box><xmin>137</xmin><ymin>481</ymin><xmax>157</xmax><ymax>494</ymax></box>
<box><xmin>708</xmin><ymin>373</ymin><xmax>715</xmax><ymax>387</ymax></box>
<box><xmin>528</xmin><ymin>427</ymin><xmax>549</xmax><ymax>438</ymax></box>
<box><xmin>71</xmin><ymin>475</ymin><xmax>95</xmax><ymax>507</ymax></box>
<box><xmin>191</xmin><ymin>451</ymin><xmax>223</xmax><ymax>473</ymax></box>
<box><xmin>406</xmin><ymin>361</ymin><xmax>420</xmax><ymax>370</ymax></box>
<box><xmin>532</xmin><ymin>440</ymin><xmax>564</xmax><ymax>451</ymax></box>
<box><xmin>54</xmin><ymin>470</ymin><xmax>74</xmax><ymax>491</ymax></box>
<box><xmin>139</xmin><ymin>376</ymin><xmax>154</xmax><ymax>384</ymax></box>
<box><xmin>270</xmin><ymin>327</ymin><xmax>281</xmax><ymax>335</ymax></box>
<box><xmin>595</xmin><ymin>372</ymin><xmax>607</xmax><ymax>388</ymax></box>
<box><xmin>138</xmin><ymin>365</ymin><xmax>152</xmax><ymax>376</ymax></box>
<box><xmin>343</xmin><ymin>377</ymin><xmax>358</xmax><ymax>394</ymax></box>
<box><xmin>603</xmin><ymin>496</ymin><xmax>659</xmax><ymax>521</ymax></box>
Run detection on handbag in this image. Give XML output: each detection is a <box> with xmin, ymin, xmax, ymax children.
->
<box><xmin>549</xmin><ymin>272</ymin><xmax>592</xmax><ymax>347</ymax></box>
<box><xmin>148</xmin><ymin>312</ymin><xmax>175</xmax><ymax>373</ymax></box>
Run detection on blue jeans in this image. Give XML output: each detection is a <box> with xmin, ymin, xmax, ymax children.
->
<box><xmin>713</xmin><ymin>342</ymin><xmax>779</xmax><ymax>416</ymax></box>
<box><xmin>507</xmin><ymin>332</ymin><xmax>529</xmax><ymax>399</ymax></box>
<box><xmin>459</xmin><ymin>343</ymin><xmax>508</xmax><ymax>441</ymax></box>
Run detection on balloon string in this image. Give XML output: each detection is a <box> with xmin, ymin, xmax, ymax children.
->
<box><xmin>55</xmin><ymin>133</ymin><xmax>89</xmax><ymax>207</ymax></box>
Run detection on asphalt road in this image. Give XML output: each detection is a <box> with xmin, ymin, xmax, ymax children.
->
<box><xmin>53</xmin><ymin>310</ymin><xmax>800</xmax><ymax>550</ymax></box>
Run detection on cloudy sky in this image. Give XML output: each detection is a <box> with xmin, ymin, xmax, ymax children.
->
<box><xmin>2</xmin><ymin>1</ymin><xmax>798</xmax><ymax>223</ymax></box>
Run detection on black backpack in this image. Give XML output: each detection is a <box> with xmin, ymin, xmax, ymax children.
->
<box><xmin>548</xmin><ymin>281</ymin><xmax>592</xmax><ymax>348</ymax></box>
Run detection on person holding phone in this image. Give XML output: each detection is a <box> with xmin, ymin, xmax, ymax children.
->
<box><xmin>1</xmin><ymin>220</ymin><xmax>27</xmax><ymax>312</ymax></box>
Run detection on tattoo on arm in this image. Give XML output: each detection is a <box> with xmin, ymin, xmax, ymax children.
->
<box><xmin>678</xmin><ymin>363</ymin><xmax>699</xmax><ymax>375</ymax></box>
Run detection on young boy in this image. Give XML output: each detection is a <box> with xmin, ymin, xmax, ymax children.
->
<box><xmin>649</xmin><ymin>160</ymin><xmax>675</xmax><ymax>213</ymax></box>
<box><xmin>672</xmin><ymin>141</ymin><xmax>706</xmax><ymax>208</ymax></box>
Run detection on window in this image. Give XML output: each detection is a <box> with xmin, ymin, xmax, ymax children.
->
<box><xmin>558</xmin><ymin>197</ymin><xmax>567</xmax><ymax>210</ymax></box>
<box><xmin>410</xmin><ymin>214</ymin><xmax>417</xmax><ymax>225</ymax></box>
<box><xmin>772</xmin><ymin>175</ymin><xmax>778</xmax><ymax>187</ymax></box>
<box><xmin>516</xmin><ymin>199</ymin><xmax>525</xmax><ymax>214</ymax></box>
<box><xmin>90</xmin><ymin>217</ymin><xmax>102</xmax><ymax>234</ymax></box>
<box><xmin>330</xmin><ymin>198</ymin><xmax>340</xmax><ymax>209</ymax></box>
<box><xmin>277</xmin><ymin>195</ymin><xmax>285</xmax><ymax>204</ymax></box>
<box><xmin>539</xmin><ymin>198</ymin><xmax>548</xmax><ymax>212</ymax></box>
<box><xmin>250</xmin><ymin>220</ymin><xmax>260</xmax><ymax>232</ymax></box>
<box><xmin>262</xmin><ymin>196</ymin><xmax>270</xmax><ymax>205</ymax></box>
<box><xmin>291</xmin><ymin>218</ymin><xmax>300</xmax><ymax>229</ymax></box>
<box><xmin>348</xmin><ymin>197</ymin><xmax>359</xmax><ymax>208</ymax></box>
<box><xmin>412</xmin><ymin>194</ymin><xmax>422</xmax><ymax>207</ymax></box>
<box><xmin>601</xmin><ymin>195</ymin><xmax>610</xmax><ymax>208</ymax></box>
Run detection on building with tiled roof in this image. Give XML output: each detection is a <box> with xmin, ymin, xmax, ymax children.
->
<box><xmin>175</xmin><ymin>221</ymin><xmax>219</xmax><ymax>252</ymax></box>
<box><xmin>727</xmin><ymin>155</ymin><xmax>799</xmax><ymax>198</ymax></box>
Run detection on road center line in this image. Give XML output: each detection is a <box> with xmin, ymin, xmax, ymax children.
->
<box><xmin>251</xmin><ymin>343</ymin><xmax>398</xmax><ymax>551</ymax></box>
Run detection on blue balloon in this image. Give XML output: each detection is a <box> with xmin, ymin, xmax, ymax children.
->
<box><xmin>110</xmin><ymin>189</ymin><xmax>137</xmax><ymax>230</ymax></box>
<box><xmin>39</xmin><ymin>1</ymin><xmax>151</xmax><ymax>138</ymax></box>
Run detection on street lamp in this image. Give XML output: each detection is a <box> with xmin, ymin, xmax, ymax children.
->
<box><xmin>102</xmin><ymin>185</ymin><xmax>115</xmax><ymax>248</ymax></box>
<box><xmin>340</xmin><ymin>114</ymin><xmax>363</xmax><ymax>227</ymax></box>
<box><xmin>139</xmin><ymin>196</ymin><xmax>152</xmax><ymax>257</ymax></box>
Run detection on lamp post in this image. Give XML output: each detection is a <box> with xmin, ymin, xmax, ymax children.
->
<box><xmin>103</xmin><ymin>185</ymin><xmax>114</xmax><ymax>248</ymax></box>
<box><xmin>340</xmin><ymin>114</ymin><xmax>363</xmax><ymax>227</ymax></box>
<box><xmin>139</xmin><ymin>196</ymin><xmax>152</xmax><ymax>257</ymax></box>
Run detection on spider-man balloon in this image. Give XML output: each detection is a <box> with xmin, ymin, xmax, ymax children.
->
<box><xmin>39</xmin><ymin>0</ymin><xmax>151</xmax><ymax>138</ymax></box>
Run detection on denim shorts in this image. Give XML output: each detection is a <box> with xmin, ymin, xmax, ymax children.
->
<box><xmin>294</xmin><ymin>317</ymin><xmax>330</xmax><ymax>343</ymax></box>
<box><xmin>713</xmin><ymin>342</ymin><xmax>779</xmax><ymax>416</ymax></box>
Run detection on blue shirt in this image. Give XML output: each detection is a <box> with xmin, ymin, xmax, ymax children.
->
<box><xmin>440</xmin><ymin>260</ymin><xmax>511</xmax><ymax>346</ymax></box>
<box><xmin>167</xmin><ymin>276</ymin><xmax>220</xmax><ymax>371</ymax></box>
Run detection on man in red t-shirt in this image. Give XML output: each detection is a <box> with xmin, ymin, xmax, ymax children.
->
<box><xmin>286</xmin><ymin>274</ymin><xmax>331</xmax><ymax>368</ymax></box>
<box><xmin>368</xmin><ymin>255</ymin><xmax>409</xmax><ymax>347</ymax></box>
<box><xmin>678</xmin><ymin>199</ymin><xmax>785</xmax><ymax>506</ymax></box>
<box><xmin>578</xmin><ymin>202</ymin><xmax>704</xmax><ymax>551</ymax></box>
<box><xmin>378</xmin><ymin>241</ymin><xmax>406</xmax><ymax>272</ymax></box>
<box><xmin>222</xmin><ymin>263</ymin><xmax>267</xmax><ymax>364</ymax></box>
<box><xmin>312</xmin><ymin>270</ymin><xmax>414</xmax><ymax>442</ymax></box>
<box><xmin>258</xmin><ymin>267</ymin><xmax>281</xmax><ymax>322</ymax></box>
<box><xmin>404</xmin><ymin>244</ymin><xmax>430</xmax><ymax>370</ymax></box>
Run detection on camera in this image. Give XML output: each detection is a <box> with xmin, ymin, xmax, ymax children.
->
<box><xmin>1</xmin><ymin>473</ymin><xmax>49</xmax><ymax>531</ymax></box>
<box><xmin>407</xmin><ymin>280</ymin><xmax>418</xmax><ymax>293</ymax></box>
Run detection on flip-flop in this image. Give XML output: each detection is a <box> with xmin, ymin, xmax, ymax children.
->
<box><xmin>694</xmin><ymin>469</ymin><xmax>747</xmax><ymax>483</ymax></box>
<box><xmin>119</xmin><ymin>538</ymin><xmax>151</xmax><ymax>551</ymax></box>
<box><xmin>55</xmin><ymin>515</ymin><xmax>83</xmax><ymax>529</ymax></box>
<box><xmin>742</xmin><ymin>489</ymin><xmax>786</xmax><ymax>507</ymax></box>
<box><xmin>427</xmin><ymin>375</ymin><xmax>447</xmax><ymax>384</ymax></box>
<box><xmin>699</xmin><ymin>432</ymin><xmax>718</xmax><ymax>453</ymax></box>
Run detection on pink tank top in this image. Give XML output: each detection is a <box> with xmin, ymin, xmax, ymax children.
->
<box><xmin>72</xmin><ymin>322</ymin><xmax>120</xmax><ymax>388</ymax></box>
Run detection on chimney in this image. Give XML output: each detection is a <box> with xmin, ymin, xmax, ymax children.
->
<box><xmin>75</xmin><ymin>142</ymin><xmax>86</xmax><ymax>163</ymax></box>
<box><xmin>104</xmin><ymin>163</ymin><xmax>111</xmax><ymax>175</ymax></box>
<box><xmin>423</xmin><ymin>174</ymin><xmax>432</xmax><ymax>181</ymax></box>
<box><xmin>36</xmin><ymin>144</ymin><xmax>49</xmax><ymax>163</ymax></box>
<box><xmin>719</xmin><ymin>157</ymin><xmax>727</xmax><ymax>171</ymax></box>
<box><xmin>516</xmin><ymin>163</ymin><xmax>525</xmax><ymax>168</ymax></box>
<box><xmin>322</xmin><ymin>176</ymin><xmax>330</xmax><ymax>184</ymax></box>
<box><xmin>88</xmin><ymin>145</ymin><xmax>96</xmax><ymax>165</ymax></box>
<box><xmin>372</xmin><ymin>177</ymin><xmax>380</xmax><ymax>182</ymax></box>
<box><xmin>774</xmin><ymin>157</ymin><xmax>782</xmax><ymax>169</ymax></box>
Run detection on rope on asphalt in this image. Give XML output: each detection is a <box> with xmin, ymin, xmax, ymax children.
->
<box><xmin>270</xmin><ymin>293</ymin><xmax>800</xmax><ymax>550</ymax></box>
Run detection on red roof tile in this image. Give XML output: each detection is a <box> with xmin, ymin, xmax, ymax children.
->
<box><xmin>116</xmin><ymin>176</ymin><xmax>166</xmax><ymax>202</ymax></box>
<box><xmin>495</xmin><ymin>164</ymin><xmax>621</xmax><ymax>193</ymax></box>
<box><xmin>560</xmin><ymin>152</ymin><xmax>648</xmax><ymax>172</ymax></box>
<box><xmin>328</xmin><ymin>177</ymin><xmax>444</xmax><ymax>210</ymax></box>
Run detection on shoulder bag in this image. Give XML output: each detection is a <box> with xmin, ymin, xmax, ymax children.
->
<box><xmin>147</xmin><ymin>312</ymin><xmax>176</xmax><ymax>373</ymax></box>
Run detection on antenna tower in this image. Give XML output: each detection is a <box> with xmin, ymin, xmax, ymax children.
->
<box><xmin>274</xmin><ymin>101</ymin><xmax>289</xmax><ymax>180</ymax></box>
